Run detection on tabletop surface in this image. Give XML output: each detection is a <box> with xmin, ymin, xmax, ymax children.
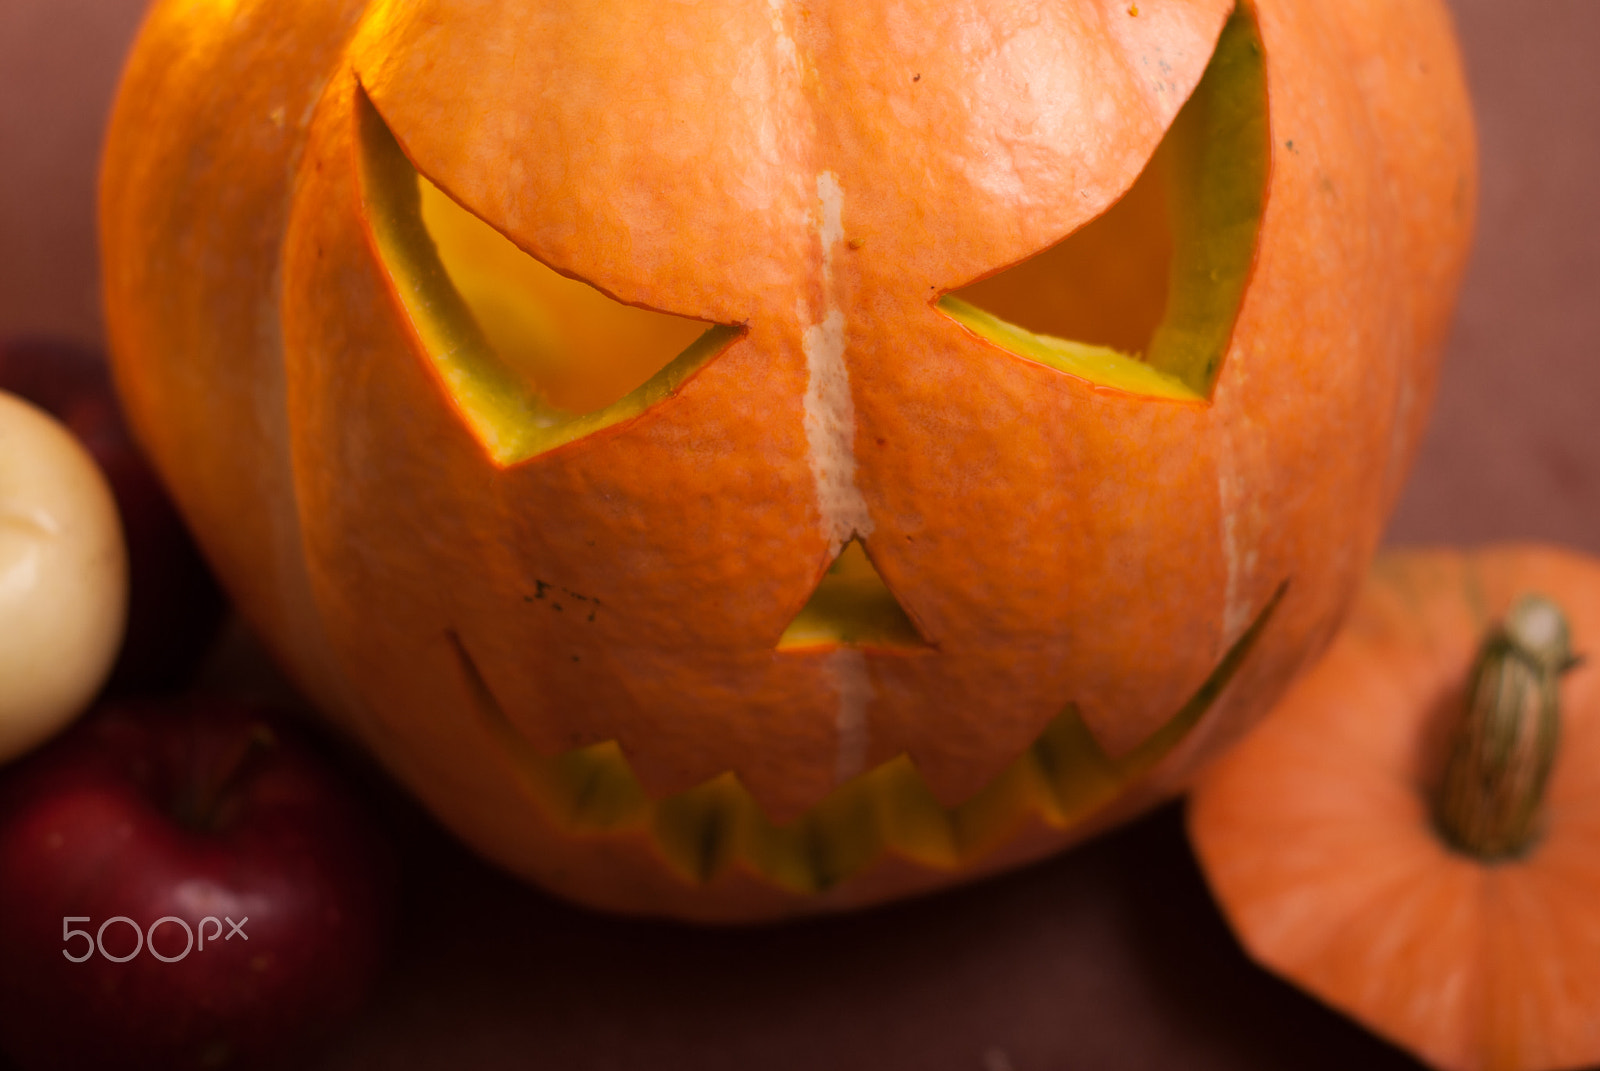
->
<box><xmin>3</xmin><ymin>1</ymin><xmax>1599</xmax><ymax>1068</ymax></box>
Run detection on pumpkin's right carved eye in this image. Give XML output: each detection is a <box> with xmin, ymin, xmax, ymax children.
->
<box><xmin>356</xmin><ymin>89</ymin><xmax>740</xmax><ymax>466</ymax></box>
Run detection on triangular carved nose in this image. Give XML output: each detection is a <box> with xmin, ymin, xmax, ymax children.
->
<box><xmin>778</xmin><ymin>539</ymin><xmax>926</xmax><ymax>650</ymax></box>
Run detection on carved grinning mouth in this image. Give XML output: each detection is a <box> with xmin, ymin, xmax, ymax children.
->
<box><xmin>447</xmin><ymin>579</ymin><xmax>1285</xmax><ymax>892</ymax></box>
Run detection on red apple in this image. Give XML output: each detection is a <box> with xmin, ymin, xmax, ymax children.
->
<box><xmin>0</xmin><ymin>337</ymin><xmax>225</xmax><ymax>694</ymax></box>
<box><xmin>0</xmin><ymin>697</ymin><xmax>395</xmax><ymax>1070</ymax></box>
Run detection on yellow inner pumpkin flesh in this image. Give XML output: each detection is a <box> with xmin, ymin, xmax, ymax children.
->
<box><xmin>418</xmin><ymin>176</ymin><xmax>714</xmax><ymax>417</ymax></box>
<box><xmin>778</xmin><ymin>539</ymin><xmax>925</xmax><ymax>649</ymax></box>
<box><xmin>357</xmin><ymin>96</ymin><xmax>741</xmax><ymax>465</ymax></box>
<box><xmin>940</xmin><ymin>8</ymin><xmax>1266</xmax><ymax>401</ymax></box>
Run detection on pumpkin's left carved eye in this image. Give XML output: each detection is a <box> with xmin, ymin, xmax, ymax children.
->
<box><xmin>939</xmin><ymin>9</ymin><xmax>1268</xmax><ymax>402</ymax></box>
<box><xmin>356</xmin><ymin>90</ymin><xmax>741</xmax><ymax>465</ymax></box>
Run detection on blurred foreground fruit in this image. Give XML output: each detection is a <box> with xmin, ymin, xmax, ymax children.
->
<box><xmin>0</xmin><ymin>391</ymin><xmax>126</xmax><ymax>762</ymax></box>
<box><xmin>0</xmin><ymin>698</ymin><xmax>396</xmax><ymax>1070</ymax></box>
<box><xmin>1190</xmin><ymin>547</ymin><xmax>1600</xmax><ymax>1071</ymax></box>
<box><xmin>0</xmin><ymin>337</ymin><xmax>225</xmax><ymax>695</ymax></box>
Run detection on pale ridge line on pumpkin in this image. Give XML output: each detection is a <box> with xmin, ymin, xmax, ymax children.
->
<box><xmin>801</xmin><ymin>170</ymin><xmax>872</xmax><ymax>553</ymax></box>
<box><xmin>828</xmin><ymin>647</ymin><xmax>873</xmax><ymax>784</ymax></box>
<box><xmin>1387</xmin><ymin>371</ymin><xmax>1416</xmax><ymax>509</ymax></box>
<box><xmin>767</xmin><ymin>0</ymin><xmax>799</xmax><ymax>71</ymax></box>
<box><xmin>816</xmin><ymin>171</ymin><xmax>845</xmax><ymax>264</ymax></box>
<box><xmin>802</xmin><ymin>170</ymin><xmax>877</xmax><ymax>785</ymax></box>
<box><xmin>1218</xmin><ymin>451</ymin><xmax>1253</xmax><ymax>647</ymax></box>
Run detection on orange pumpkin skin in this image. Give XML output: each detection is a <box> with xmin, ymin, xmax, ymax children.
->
<box><xmin>100</xmin><ymin>0</ymin><xmax>1474</xmax><ymax>919</ymax></box>
<box><xmin>1189</xmin><ymin>546</ymin><xmax>1600</xmax><ymax>1071</ymax></box>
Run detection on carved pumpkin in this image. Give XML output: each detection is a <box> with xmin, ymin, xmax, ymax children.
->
<box><xmin>100</xmin><ymin>0</ymin><xmax>1474</xmax><ymax>920</ymax></box>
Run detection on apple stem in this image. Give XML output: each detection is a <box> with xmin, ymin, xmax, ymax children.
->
<box><xmin>185</xmin><ymin>721</ymin><xmax>278</xmax><ymax>832</ymax></box>
<box><xmin>1433</xmin><ymin>594</ymin><xmax>1580</xmax><ymax>860</ymax></box>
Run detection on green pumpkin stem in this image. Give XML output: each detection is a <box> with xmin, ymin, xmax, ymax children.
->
<box><xmin>1433</xmin><ymin>594</ymin><xmax>1577</xmax><ymax>860</ymax></box>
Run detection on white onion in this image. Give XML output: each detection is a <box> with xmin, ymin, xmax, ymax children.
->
<box><xmin>0</xmin><ymin>391</ymin><xmax>127</xmax><ymax>762</ymax></box>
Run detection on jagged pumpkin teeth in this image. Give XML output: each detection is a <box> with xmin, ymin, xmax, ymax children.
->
<box><xmin>102</xmin><ymin>0</ymin><xmax>1475</xmax><ymax>919</ymax></box>
<box><xmin>458</xmin><ymin>584</ymin><xmax>1279</xmax><ymax>894</ymax></box>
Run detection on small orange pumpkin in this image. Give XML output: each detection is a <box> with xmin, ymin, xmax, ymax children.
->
<box><xmin>1189</xmin><ymin>546</ymin><xmax>1600</xmax><ymax>1071</ymax></box>
<box><xmin>100</xmin><ymin>0</ymin><xmax>1474</xmax><ymax>919</ymax></box>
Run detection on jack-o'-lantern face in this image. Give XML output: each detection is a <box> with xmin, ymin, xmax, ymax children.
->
<box><xmin>102</xmin><ymin>0</ymin><xmax>1477</xmax><ymax>918</ymax></box>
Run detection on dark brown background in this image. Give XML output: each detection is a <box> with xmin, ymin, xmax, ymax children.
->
<box><xmin>3</xmin><ymin>1</ymin><xmax>1597</xmax><ymax>1068</ymax></box>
